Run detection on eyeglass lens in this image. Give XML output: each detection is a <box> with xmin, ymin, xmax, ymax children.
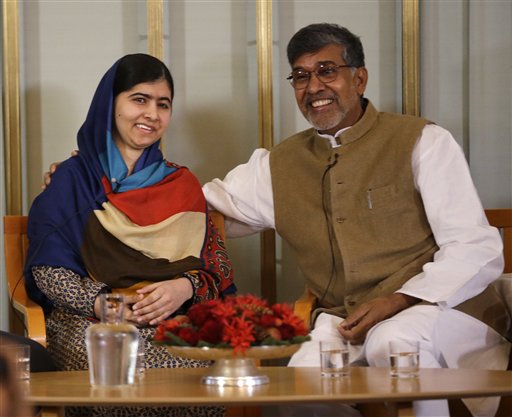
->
<box><xmin>287</xmin><ymin>65</ymin><xmax>352</xmax><ymax>90</ymax></box>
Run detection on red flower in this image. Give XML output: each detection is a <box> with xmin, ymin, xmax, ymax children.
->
<box><xmin>154</xmin><ymin>294</ymin><xmax>310</xmax><ymax>354</ymax></box>
<box><xmin>260</xmin><ymin>314</ymin><xmax>279</xmax><ymax>327</ymax></box>
<box><xmin>223</xmin><ymin>315</ymin><xmax>256</xmax><ymax>353</ymax></box>
<box><xmin>198</xmin><ymin>320</ymin><xmax>224</xmax><ymax>345</ymax></box>
<box><xmin>278</xmin><ymin>323</ymin><xmax>296</xmax><ymax>340</ymax></box>
<box><xmin>211</xmin><ymin>301</ymin><xmax>237</xmax><ymax>319</ymax></box>
<box><xmin>153</xmin><ymin>325</ymin><xmax>166</xmax><ymax>341</ymax></box>
<box><xmin>163</xmin><ymin>315</ymin><xmax>190</xmax><ymax>332</ymax></box>
<box><xmin>188</xmin><ymin>301</ymin><xmax>217</xmax><ymax>326</ymax></box>
<box><xmin>272</xmin><ymin>303</ymin><xmax>309</xmax><ymax>336</ymax></box>
<box><xmin>177</xmin><ymin>327</ymin><xmax>199</xmax><ymax>346</ymax></box>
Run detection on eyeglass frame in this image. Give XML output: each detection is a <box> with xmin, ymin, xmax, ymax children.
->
<box><xmin>286</xmin><ymin>63</ymin><xmax>356</xmax><ymax>90</ymax></box>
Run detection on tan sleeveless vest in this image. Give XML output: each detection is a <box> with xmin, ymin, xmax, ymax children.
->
<box><xmin>270</xmin><ymin>101</ymin><xmax>508</xmax><ymax>335</ymax></box>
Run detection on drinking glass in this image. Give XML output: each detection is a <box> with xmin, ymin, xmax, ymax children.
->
<box><xmin>319</xmin><ymin>339</ymin><xmax>350</xmax><ymax>377</ymax></box>
<box><xmin>389</xmin><ymin>339</ymin><xmax>420</xmax><ymax>378</ymax></box>
<box><xmin>4</xmin><ymin>344</ymin><xmax>30</xmax><ymax>379</ymax></box>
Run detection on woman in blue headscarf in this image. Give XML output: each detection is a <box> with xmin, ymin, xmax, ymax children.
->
<box><xmin>25</xmin><ymin>54</ymin><xmax>234</xmax><ymax>417</ymax></box>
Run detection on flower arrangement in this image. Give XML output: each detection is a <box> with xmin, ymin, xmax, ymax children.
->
<box><xmin>154</xmin><ymin>294</ymin><xmax>310</xmax><ymax>354</ymax></box>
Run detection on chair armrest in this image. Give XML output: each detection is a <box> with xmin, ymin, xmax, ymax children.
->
<box><xmin>294</xmin><ymin>288</ymin><xmax>317</xmax><ymax>331</ymax></box>
<box><xmin>11</xmin><ymin>297</ymin><xmax>47</xmax><ymax>348</ymax></box>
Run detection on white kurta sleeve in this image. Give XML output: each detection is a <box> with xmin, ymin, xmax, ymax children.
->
<box><xmin>398</xmin><ymin>124</ymin><xmax>504</xmax><ymax>308</ymax></box>
<box><xmin>203</xmin><ymin>148</ymin><xmax>275</xmax><ymax>238</ymax></box>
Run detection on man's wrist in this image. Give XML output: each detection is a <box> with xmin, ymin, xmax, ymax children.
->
<box><xmin>390</xmin><ymin>292</ymin><xmax>420</xmax><ymax>312</ymax></box>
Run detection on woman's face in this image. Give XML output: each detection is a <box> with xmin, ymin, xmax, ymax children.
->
<box><xmin>112</xmin><ymin>79</ymin><xmax>172</xmax><ymax>162</ymax></box>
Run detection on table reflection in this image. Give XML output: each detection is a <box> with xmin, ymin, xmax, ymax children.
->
<box><xmin>90</xmin><ymin>385</ymin><xmax>138</xmax><ymax>398</ymax></box>
<box><xmin>390</xmin><ymin>376</ymin><xmax>421</xmax><ymax>393</ymax></box>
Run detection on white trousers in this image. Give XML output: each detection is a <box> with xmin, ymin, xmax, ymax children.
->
<box><xmin>287</xmin><ymin>305</ymin><xmax>510</xmax><ymax>417</ymax></box>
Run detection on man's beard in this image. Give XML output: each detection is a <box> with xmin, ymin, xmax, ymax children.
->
<box><xmin>305</xmin><ymin>95</ymin><xmax>360</xmax><ymax>133</ymax></box>
<box><xmin>306</xmin><ymin>107</ymin><xmax>348</xmax><ymax>133</ymax></box>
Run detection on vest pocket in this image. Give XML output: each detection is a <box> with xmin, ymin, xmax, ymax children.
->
<box><xmin>364</xmin><ymin>184</ymin><xmax>407</xmax><ymax>214</ymax></box>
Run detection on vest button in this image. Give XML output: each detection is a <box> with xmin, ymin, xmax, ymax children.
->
<box><xmin>336</xmin><ymin>217</ymin><xmax>345</xmax><ymax>223</ymax></box>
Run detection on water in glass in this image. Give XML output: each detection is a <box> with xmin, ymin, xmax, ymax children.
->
<box><xmin>320</xmin><ymin>340</ymin><xmax>350</xmax><ymax>377</ymax></box>
<box><xmin>390</xmin><ymin>351</ymin><xmax>419</xmax><ymax>378</ymax></box>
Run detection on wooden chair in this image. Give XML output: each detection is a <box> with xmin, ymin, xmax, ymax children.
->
<box><xmin>3</xmin><ymin>215</ymin><xmax>46</xmax><ymax>347</ymax></box>
<box><xmin>486</xmin><ymin>209</ymin><xmax>512</xmax><ymax>417</ymax></box>
<box><xmin>485</xmin><ymin>208</ymin><xmax>512</xmax><ymax>273</ymax></box>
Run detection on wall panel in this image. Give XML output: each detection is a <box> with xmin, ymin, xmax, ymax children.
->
<box><xmin>422</xmin><ymin>1</ymin><xmax>512</xmax><ymax>208</ymax></box>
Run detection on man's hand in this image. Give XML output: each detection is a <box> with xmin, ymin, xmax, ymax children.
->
<box><xmin>338</xmin><ymin>293</ymin><xmax>420</xmax><ymax>344</ymax></box>
<box><xmin>42</xmin><ymin>150</ymin><xmax>78</xmax><ymax>189</ymax></box>
<box><xmin>42</xmin><ymin>162</ymin><xmax>60</xmax><ymax>189</ymax></box>
<box><xmin>131</xmin><ymin>278</ymin><xmax>194</xmax><ymax>326</ymax></box>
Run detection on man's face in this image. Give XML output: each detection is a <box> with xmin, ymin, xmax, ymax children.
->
<box><xmin>291</xmin><ymin>44</ymin><xmax>368</xmax><ymax>135</ymax></box>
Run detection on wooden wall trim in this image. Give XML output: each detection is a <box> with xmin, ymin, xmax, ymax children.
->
<box><xmin>402</xmin><ymin>0</ymin><xmax>420</xmax><ymax>116</ymax></box>
<box><xmin>2</xmin><ymin>0</ymin><xmax>22</xmax><ymax>215</ymax></box>
<box><xmin>256</xmin><ymin>0</ymin><xmax>276</xmax><ymax>304</ymax></box>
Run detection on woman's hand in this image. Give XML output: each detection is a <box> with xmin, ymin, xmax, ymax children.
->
<box><xmin>93</xmin><ymin>293</ymin><xmax>143</xmax><ymax>324</ymax></box>
<box><xmin>131</xmin><ymin>278</ymin><xmax>193</xmax><ymax>326</ymax></box>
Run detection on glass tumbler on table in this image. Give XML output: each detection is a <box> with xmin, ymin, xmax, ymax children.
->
<box><xmin>389</xmin><ymin>339</ymin><xmax>420</xmax><ymax>378</ymax></box>
<box><xmin>2</xmin><ymin>344</ymin><xmax>31</xmax><ymax>380</ymax></box>
<box><xmin>320</xmin><ymin>339</ymin><xmax>350</xmax><ymax>377</ymax></box>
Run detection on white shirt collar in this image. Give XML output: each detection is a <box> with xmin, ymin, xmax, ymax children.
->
<box><xmin>317</xmin><ymin>126</ymin><xmax>351</xmax><ymax>148</ymax></box>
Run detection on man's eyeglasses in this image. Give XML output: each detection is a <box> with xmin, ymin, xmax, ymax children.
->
<box><xmin>286</xmin><ymin>64</ymin><xmax>354</xmax><ymax>90</ymax></box>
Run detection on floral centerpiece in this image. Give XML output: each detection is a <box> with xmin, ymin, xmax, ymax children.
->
<box><xmin>154</xmin><ymin>294</ymin><xmax>310</xmax><ymax>354</ymax></box>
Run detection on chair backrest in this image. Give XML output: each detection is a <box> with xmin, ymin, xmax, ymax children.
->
<box><xmin>3</xmin><ymin>215</ymin><xmax>46</xmax><ymax>346</ymax></box>
<box><xmin>210</xmin><ymin>210</ymin><xmax>226</xmax><ymax>241</ymax></box>
<box><xmin>485</xmin><ymin>209</ymin><xmax>512</xmax><ymax>273</ymax></box>
<box><xmin>4</xmin><ymin>215</ymin><xmax>29</xmax><ymax>309</ymax></box>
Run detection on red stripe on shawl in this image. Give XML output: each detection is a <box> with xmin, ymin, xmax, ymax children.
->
<box><xmin>101</xmin><ymin>167</ymin><xmax>206</xmax><ymax>226</ymax></box>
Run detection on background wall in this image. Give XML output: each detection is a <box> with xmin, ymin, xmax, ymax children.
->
<box><xmin>1</xmin><ymin>1</ymin><xmax>511</xmax><ymax>330</ymax></box>
<box><xmin>163</xmin><ymin>1</ymin><xmax>261</xmax><ymax>297</ymax></box>
<box><xmin>421</xmin><ymin>1</ymin><xmax>512</xmax><ymax>208</ymax></box>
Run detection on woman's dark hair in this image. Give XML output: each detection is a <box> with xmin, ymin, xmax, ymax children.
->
<box><xmin>287</xmin><ymin>23</ymin><xmax>365</xmax><ymax>68</ymax></box>
<box><xmin>113</xmin><ymin>53</ymin><xmax>174</xmax><ymax>100</ymax></box>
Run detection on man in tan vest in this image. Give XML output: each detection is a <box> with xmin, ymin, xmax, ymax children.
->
<box><xmin>204</xmin><ymin>24</ymin><xmax>509</xmax><ymax>417</ymax></box>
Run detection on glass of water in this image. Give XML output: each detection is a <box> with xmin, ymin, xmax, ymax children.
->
<box><xmin>3</xmin><ymin>344</ymin><xmax>31</xmax><ymax>380</ymax></box>
<box><xmin>389</xmin><ymin>339</ymin><xmax>420</xmax><ymax>378</ymax></box>
<box><xmin>319</xmin><ymin>339</ymin><xmax>350</xmax><ymax>377</ymax></box>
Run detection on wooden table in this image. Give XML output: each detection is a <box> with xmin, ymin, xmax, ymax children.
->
<box><xmin>25</xmin><ymin>366</ymin><xmax>512</xmax><ymax>417</ymax></box>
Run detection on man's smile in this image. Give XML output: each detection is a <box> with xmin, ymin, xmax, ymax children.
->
<box><xmin>311</xmin><ymin>98</ymin><xmax>334</xmax><ymax>108</ymax></box>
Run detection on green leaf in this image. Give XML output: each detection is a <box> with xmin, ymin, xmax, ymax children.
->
<box><xmin>163</xmin><ymin>331</ymin><xmax>190</xmax><ymax>347</ymax></box>
<box><xmin>290</xmin><ymin>335</ymin><xmax>311</xmax><ymax>344</ymax></box>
